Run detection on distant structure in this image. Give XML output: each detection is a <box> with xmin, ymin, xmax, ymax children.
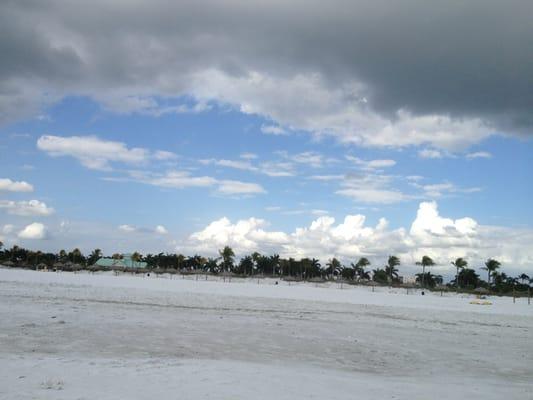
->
<box><xmin>95</xmin><ymin>253</ymin><xmax>147</xmax><ymax>269</ymax></box>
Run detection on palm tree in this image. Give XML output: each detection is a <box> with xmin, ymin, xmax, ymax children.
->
<box><xmin>385</xmin><ymin>255</ymin><xmax>400</xmax><ymax>284</ymax></box>
<box><xmin>251</xmin><ymin>252</ymin><xmax>261</xmax><ymax>275</ymax></box>
<box><xmin>372</xmin><ymin>268</ymin><xmax>388</xmax><ymax>284</ymax></box>
<box><xmin>88</xmin><ymin>249</ymin><xmax>102</xmax><ymax>266</ymax></box>
<box><xmin>238</xmin><ymin>256</ymin><xmax>254</xmax><ymax>275</ymax></box>
<box><xmin>131</xmin><ymin>252</ymin><xmax>142</xmax><ymax>268</ymax></box>
<box><xmin>482</xmin><ymin>258</ymin><xmax>501</xmax><ymax>286</ymax></box>
<box><xmin>219</xmin><ymin>246</ymin><xmax>235</xmax><ymax>274</ymax></box>
<box><xmin>415</xmin><ymin>272</ymin><xmax>443</xmax><ymax>288</ymax></box>
<box><xmin>518</xmin><ymin>273</ymin><xmax>530</xmax><ymax>285</ymax></box>
<box><xmin>352</xmin><ymin>257</ymin><xmax>371</xmax><ymax>281</ymax></box>
<box><xmin>70</xmin><ymin>248</ymin><xmax>83</xmax><ymax>264</ymax></box>
<box><xmin>310</xmin><ymin>258</ymin><xmax>321</xmax><ymax>279</ymax></box>
<box><xmin>451</xmin><ymin>257</ymin><xmax>468</xmax><ymax>290</ymax></box>
<box><xmin>204</xmin><ymin>258</ymin><xmax>219</xmax><ymax>274</ymax></box>
<box><xmin>457</xmin><ymin>268</ymin><xmax>480</xmax><ymax>289</ymax></box>
<box><xmin>416</xmin><ymin>255</ymin><xmax>435</xmax><ymax>289</ymax></box>
<box><xmin>326</xmin><ymin>258</ymin><xmax>342</xmax><ymax>280</ymax></box>
<box><xmin>176</xmin><ymin>254</ymin><xmax>186</xmax><ymax>270</ymax></box>
<box><xmin>270</xmin><ymin>254</ymin><xmax>280</xmax><ymax>276</ymax></box>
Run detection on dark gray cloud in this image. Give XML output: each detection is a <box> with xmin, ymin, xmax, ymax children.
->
<box><xmin>1</xmin><ymin>0</ymin><xmax>532</xmax><ymax>141</ymax></box>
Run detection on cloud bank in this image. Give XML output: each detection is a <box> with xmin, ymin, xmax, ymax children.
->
<box><xmin>2</xmin><ymin>1</ymin><xmax>532</xmax><ymax>148</ymax></box>
<box><xmin>184</xmin><ymin>201</ymin><xmax>533</xmax><ymax>273</ymax></box>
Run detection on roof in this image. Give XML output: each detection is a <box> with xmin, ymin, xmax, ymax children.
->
<box><xmin>95</xmin><ymin>257</ymin><xmax>147</xmax><ymax>268</ymax></box>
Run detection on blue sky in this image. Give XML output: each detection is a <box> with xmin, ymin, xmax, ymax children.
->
<box><xmin>1</xmin><ymin>0</ymin><xmax>532</xmax><ymax>276</ymax></box>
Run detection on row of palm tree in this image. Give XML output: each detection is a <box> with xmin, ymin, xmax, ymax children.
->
<box><xmin>0</xmin><ymin>242</ymin><xmax>531</xmax><ymax>292</ymax></box>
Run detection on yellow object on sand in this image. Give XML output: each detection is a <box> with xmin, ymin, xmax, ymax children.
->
<box><xmin>470</xmin><ymin>299</ymin><xmax>492</xmax><ymax>305</ymax></box>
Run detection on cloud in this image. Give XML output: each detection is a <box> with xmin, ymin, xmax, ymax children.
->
<box><xmin>154</xmin><ymin>150</ymin><xmax>178</xmax><ymax>160</ymax></box>
<box><xmin>155</xmin><ymin>225</ymin><xmax>168</xmax><ymax>234</ymax></box>
<box><xmin>290</xmin><ymin>151</ymin><xmax>324</xmax><ymax>168</ymax></box>
<box><xmin>200</xmin><ymin>156</ymin><xmax>296</xmax><ymax>177</ymax></box>
<box><xmin>192</xmin><ymin>71</ymin><xmax>493</xmax><ymax>149</ymax></box>
<box><xmin>118</xmin><ymin>224</ymin><xmax>168</xmax><ymax>235</ymax></box>
<box><xmin>346</xmin><ymin>156</ymin><xmax>396</xmax><ymax>170</ymax></box>
<box><xmin>37</xmin><ymin>135</ymin><xmax>150</xmax><ymax>170</ymax></box>
<box><xmin>410</xmin><ymin>181</ymin><xmax>482</xmax><ymax>198</ymax></box>
<box><xmin>130</xmin><ymin>170</ymin><xmax>266</xmax><ymax>196</ymax></box>
<box><xmin>410</xmin><ymin>201</ymin><xmax>477</xmax><ymax>244</ymax></box>
<box><xmin>0</xmin><ymin>178</ymin><xmax>33</xmax><ymax>192</ymax></box>
<box><xmin>336</xmin><ymin>188</ymin><xmax>408</xmax><ymax>204</ymax></box>
<box><xmin>308</xmin><ymin>174</ymin><xmax>344</xmax><ymax>181</ymax></box>
<box><xmin>3</xmin><ymin>1</ymin><xmax>531</xmax><ymax>147</ymax></box>
<box><xmin>216</xmin><ymin>180</ymin><xmax>266</xmax><ymax>195</ymax></box>
<box><xmin>336</xmin><ymin>172</ymin><xmax>410</xmax><ymax>204</ymax></box>
<box><xmin>260</xmin><ymin>124</ymin><xmax>287</xmax><ymax>135</ymax></box>
<box><xmin>140</xmin><ymin>170</ymin><xmax>217</xmax><ymax>189</ymax></box>
<box><xmin>2</xmin><ymin>224</ymin><xmax>15</xmax><ymax>235</ymax></box>
<box><xmin>18</xmin><ymin>222</ymin><xmax>48</xmax><ymax>239</ymax></box>
<box><xmin>466</xmin><ymin>151</ymin><xmax>492</xmax><ymax>159</ymax></box>
<box><xmin>188</xmin><ymin>217</ymin><xmax>289</xmax><ymax>255</ymax></box>
<box><xmin>118</xmin><ymin>224</ymin><xmax>137</xmax><ymax>233</ymax></box>
<box><xmin>0</xmin><ymin>200</ymin><xmax>54</xmax><ymax>216</ymax></box>
<box><xmin>200</xmin><ymin>158</ymin><xmax>258</xmax><ymax>172</ymax></box>
<box><xmin>258</xmin><ymin>161</ymin><xmax>295</xmax><ymax>177</ymax></box>
<box><xmin>418</xmin><ymin>149</ymin><xmax>443</xmax><ymax>159</ymax></box>
<box><xmin>184</xmin><ymin>201</ymin><xmax>533</xmax><ymax>273</ymax></box>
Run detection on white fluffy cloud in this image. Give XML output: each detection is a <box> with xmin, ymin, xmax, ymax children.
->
<box><xmin>37</xmin><ymin>135</ymin><xmax>179</xmax><ymax>171</ymax></box>
<box><xmin>0</xmin><ymin>178</ymin><xmax>33</xmax><ymax>192</ymax></box>
<box><xmin>184</xmin><ymin>201</ymin><xmax>533</xmax><ymax>274</ymax></box>
<box><xmin>188</xmin><ymin>217</ymin><xmax>289</xmax><ymax>255</ymax></box>
<box><xmin>37</xmin><ymin>135</ymin><xmax>150</xmax><ymax>170</ymax></box>
<box><xmin>18</xmin><ymin>222</ymin><xmax>48</xmax><ymax>239</ymax></box>
<box><xmin>0</xmin><ymin>200</ymin><xmax>54</xmax><ymax>216</ymax></box>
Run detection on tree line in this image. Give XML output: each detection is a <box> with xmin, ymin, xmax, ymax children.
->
<box><xmin>0</xmin><ymin>242</ymin><xmax>531</xmax><ymax>294</ymax></box>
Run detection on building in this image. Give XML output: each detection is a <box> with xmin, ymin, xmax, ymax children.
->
<box><xmin>95</xmin><ymin>253</ymin><xmax>147</xmax><ymax>269</ymax></box>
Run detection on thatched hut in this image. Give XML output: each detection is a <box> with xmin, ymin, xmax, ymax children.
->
<box><xmin>36</xmin><ymin>263</ymin><xmax>48</xmax><ymax>271</ymax></box>
<box><xmin>474</xmin><ymin>287</ymin><xmax>490</xmax><ymax>295</ymax></box>
<box><xmin>53</xmin><ymin>262</ymin><xmax>64</xmax><ymax>271</ymax></box>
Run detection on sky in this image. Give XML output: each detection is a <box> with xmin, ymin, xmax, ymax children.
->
<box><xmin>1</xmin><ymin>0</ymin><xmax>532</xmax><ymax>277</ymax></box>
